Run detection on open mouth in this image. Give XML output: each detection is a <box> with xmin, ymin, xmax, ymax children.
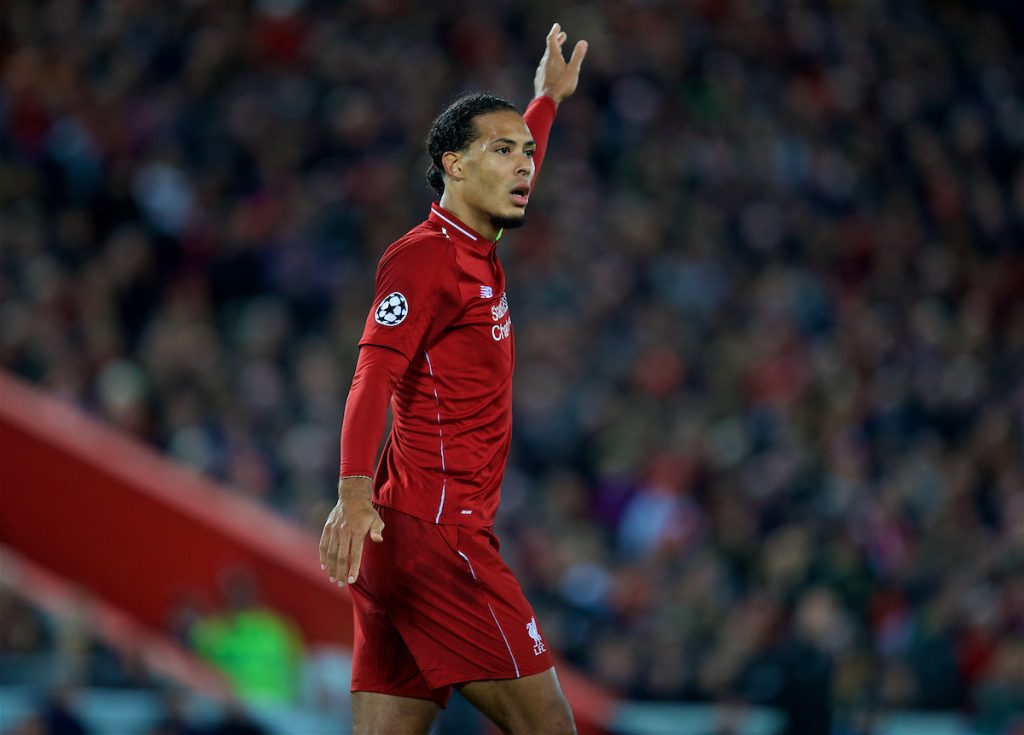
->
<box><xmin>509</xmin><ymin>185</ymin><xmax>530</xmax><ymax>206</ymax></box>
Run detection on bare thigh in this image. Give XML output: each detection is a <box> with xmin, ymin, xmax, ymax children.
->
<box><xmin>459</xmin><ymin>668</ymin><xmax>576</xmax><ymax>735</ymax></box>
<box><xmin>351</xmin><ymin>692</ymin><xmax>441</xmax><ymax>735</ymax></box>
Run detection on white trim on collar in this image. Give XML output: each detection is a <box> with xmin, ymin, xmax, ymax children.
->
<box><xmin>431</xmin><ymin>206</ymin><xmax>478</xmax><ymax>241</ymax></box>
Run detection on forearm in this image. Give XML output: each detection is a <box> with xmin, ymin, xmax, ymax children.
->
<box><xmin>338</xmin><ymin>345</ymin><xmax>409</xmax><ymax>479</ymax></box>
<box><xmin>524</xmin><ymin>95</ymin><xmax>557</xmax><ymax>186</ymax></box>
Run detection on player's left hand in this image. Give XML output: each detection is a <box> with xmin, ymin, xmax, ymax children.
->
<box><xmin>534</xmin><ymin>22</ymin><xmax>588</xmax><ymax>104</ymax></box>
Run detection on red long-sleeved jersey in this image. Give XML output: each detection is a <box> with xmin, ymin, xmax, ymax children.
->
<box><xmin>339</xmin><ymin>95</ymin><xmax>557</xmax><ymax>526</ymax></box>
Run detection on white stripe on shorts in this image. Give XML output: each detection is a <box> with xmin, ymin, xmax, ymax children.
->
<box><xmin>458</xmin><ymin>548</ymin><xmax>520</xmax><ymax>678</ymax></box>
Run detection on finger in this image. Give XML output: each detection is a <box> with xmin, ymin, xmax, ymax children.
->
<box><xmin>346</xmin><ymin>530</ymin><xmax>366</xmax><ymax>584</ymax></box>
<box><xmin>334</xmin><ymin>527</ymin><xmax>350</xmax><ymax>585</ymax></box>
<box><xmin>370</xmin><ymin>517</ymin><xmax>385</xmax><ymax>543</ymax></box>
<box><xmin>568</xmin><ymin>39</ymin><xmax>588</xmax><ymax>72</ymax></box>
<box><xmin>319</xmin><ymin>530</ymin><xmax>329</xmax><ymax>572</ymax></box>
<box><xmin>555</xmin><ymin>32</ymin><xmax>567</xmax><ymax>58</ymax></box>
<box><xmin>320</xmin><ymin>524</ymin><xmax>336</xmax><ymax>579</ymax></box>
<box><xmin>546</xmin><ymin>22</ymin><xmax>561</xmax><ymax>53</ymax></box>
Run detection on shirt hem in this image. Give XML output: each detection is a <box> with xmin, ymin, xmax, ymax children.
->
<box><xmin>372</xmin><ymin>499</ymin><xmax>495</xmax><ymax>528</ymax></box>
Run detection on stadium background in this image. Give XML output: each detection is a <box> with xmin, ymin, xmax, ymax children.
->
<box><xmin>1</xmin><ymin>0</ymin><xmax>1022</xmax><ymax>733</ymax></box>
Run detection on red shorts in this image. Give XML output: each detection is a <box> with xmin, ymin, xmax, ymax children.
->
<box><xmin>349</xmin><ymin>505</ymin><xmax>554</xmax><ymax>706</ymax></box>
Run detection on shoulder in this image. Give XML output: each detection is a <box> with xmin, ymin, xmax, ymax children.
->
<box><xmin>373</xmin><ymin>225</ymin><xmax>461</xmax><ymax>300</ymax></box>
<box><xmin>378</xmin><ymin>224</ymin><xmax>456</xmax><ymax>273</ymax></box>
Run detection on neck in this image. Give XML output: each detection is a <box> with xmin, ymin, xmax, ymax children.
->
<box><xmin>438</xmin><ymin>192</ymin><xmax>498</xmax><ymax>241</ymax></box>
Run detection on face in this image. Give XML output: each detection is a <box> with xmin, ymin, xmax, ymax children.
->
<box><xmin>445</xmin><ymin>110</ymin><xmax>536</xmax><ymax>229</ymax></box>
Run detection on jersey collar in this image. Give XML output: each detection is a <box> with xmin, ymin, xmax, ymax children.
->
<box><xmin>429</xmin><ymin>203</ymin><xmax>500</xmax><ymax>250</ymax></box>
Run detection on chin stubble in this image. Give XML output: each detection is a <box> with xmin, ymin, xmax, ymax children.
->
<box><xmin>490</xmin><ymin>214</ymin><xmax>526</xmax><ymax>230</ymax></box>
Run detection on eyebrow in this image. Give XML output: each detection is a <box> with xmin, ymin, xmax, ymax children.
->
<box><xmin>492</xmin><ymin>137</ymin><xmax>536</xmax><ymax>147</ymax></box>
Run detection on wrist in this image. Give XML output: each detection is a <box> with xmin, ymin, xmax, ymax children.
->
<box><xmin>338</xmin><ymin>475</ymin><xmax>373</xmax><ymax>502</ymax></box>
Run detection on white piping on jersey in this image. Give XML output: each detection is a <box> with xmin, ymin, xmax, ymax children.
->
<box><xmin>433</xmin><ymin>208</ymin><xmax>478</xmax><ymax>241</ymax></box>
<box><xmin>435</xmin><ymin>480</ymin><xmax>447</xmax><ymax>524</ymax></box>
<box><xmin>458</xmin><ymin>548</ymin><xmax>521</xmax><ymax>677</ymax></box>
<box><xmin>424</xmin><ymin>350</ymin><xmax>448</xmax><ymax>523</ymax></box>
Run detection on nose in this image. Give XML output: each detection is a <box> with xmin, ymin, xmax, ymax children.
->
<box><xmin>515</xmin><ymin>153</ymin><xmax>533</xmax><ymax>177</ymax></box>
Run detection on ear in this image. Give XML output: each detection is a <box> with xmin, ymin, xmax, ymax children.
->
<box><xmin>441</xmin><ymin>151</ymin><xmax>464</xmax><ymax>182</ymax></box>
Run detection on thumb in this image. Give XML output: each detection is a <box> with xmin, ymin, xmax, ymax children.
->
<box><xmin>568</xmin><ymin>39</ymin><xmax>588</xmax><ymax>71</ymax></box>
<box><xmin>370</xmin><ymin>519</ymin><xmax>385</xmax><ymax>543</ymax></box>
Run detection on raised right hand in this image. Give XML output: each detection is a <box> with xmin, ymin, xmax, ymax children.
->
<box><xmin>534</xmin><ymin>22</ymin><xmax>588</xmax><ymax>104</ymax></box>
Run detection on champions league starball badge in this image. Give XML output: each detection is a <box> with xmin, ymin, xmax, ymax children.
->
<box><xmin>375</xmin><ymin>292</ymin><xmax>409</xmax><ymax>326</ymax></box>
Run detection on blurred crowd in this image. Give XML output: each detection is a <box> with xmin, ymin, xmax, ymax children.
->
<box><xmin>0</xmin><ymin>586</ymin><xmax>273</xmax><ymax>734</ymax></box>
<box><xmin>0</xmin><ymin>587</ymin><xmax>154</xmax><ymax>693</ymax></box>
<box><xmin>2</xmin><ymin>0</ymin><xmax>1022</xmax><ymax>733</ymax></box>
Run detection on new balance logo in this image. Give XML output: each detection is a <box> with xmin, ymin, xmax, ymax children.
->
<box><xmin>526</xmin><ymin>617</ymin><xmax>546</xmax><ymax>655</ymax></box>
<box><xmin>480</xmin><ymin>285</ymin><xmax>493</xmax><ymax>298</ymax></box>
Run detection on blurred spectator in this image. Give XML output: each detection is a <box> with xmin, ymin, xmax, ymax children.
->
<box><xmin>775</xmin><ymin>588</ymin><xmax>844</xmax><ymax>735</ymax></box>
<box><xmin>973</xmin><ymin>640</ymin><xmax>1024</xmax><ymax>735</ymax></box>
<box><xmin>2</xmin><ymin>0</ymin><xmax>1022</xmax><ymax>731</ymax></box>
<box><xmin>189</xmin><ymin>569</ymin><xmax>304</xmax><ymax>704</ymax></box>
<box><xmin>0</xmin><ymin>589</ymin><xmax>54</xmax><ymax>686</ymax></box>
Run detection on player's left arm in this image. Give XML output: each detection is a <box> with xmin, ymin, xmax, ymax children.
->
<box><xmin>526</xmin><ymin>22</ymin><xmax>588</xmax><ymax>183</ymax></box>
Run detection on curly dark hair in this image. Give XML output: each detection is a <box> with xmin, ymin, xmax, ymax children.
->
<box><xmin>424</xmin><ymin>93</ymin><xmax>518</xmax><ymax>196</ymax></box>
